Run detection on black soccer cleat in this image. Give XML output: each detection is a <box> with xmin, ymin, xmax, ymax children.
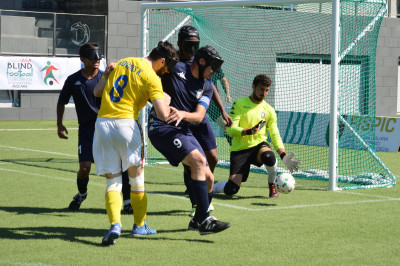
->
<box><xmin>68</xmin><ymin>193</ymin><xmax>87</xmax><ymax>211</ymax></box>
<box><xmin>188</xmin><ymin>218</ymin><xmax>199</xmax><ymax>231</ymax></box>
<box><xmin>198</xmin><ymin>216</ymin><xmax>230</xmax><ymax>235</ymax></box>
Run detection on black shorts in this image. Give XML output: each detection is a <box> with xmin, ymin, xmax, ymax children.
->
<box><xmin>230</xmin><ymin>142</ymin><xmax>270</xmax><ymax>182</ymax></box>
<box><xmin>78</xmin><ymin>121</ymin><xmax>95</xmax><ymax>162</ymax></box>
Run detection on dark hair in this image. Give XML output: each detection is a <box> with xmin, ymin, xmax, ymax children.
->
<box><xmin>253</xmin><ymin>74</ymin><xmax>272</xmax><ymax>87</ymax></box>
<box><xmin>79</xmin><ymin>43</ymin><xmax>99</xmax><ymax>57</ymax></box>
<box><xmin>148</xmin><ymin>41</ymin><xmax>178</xmax><ymax>61</ymax></box>
<box><xmin>148</xmin><ymin>41</ymin><xmax>179</xmax><ymax>73</ymax></box>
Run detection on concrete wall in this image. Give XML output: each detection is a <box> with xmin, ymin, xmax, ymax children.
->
<box><xmin>376</xmin><ymin>17</ymin><xmax>400</xmax><ymax>117</ymax></box>
<box><xmin>0</xmin><ymin>93</ymin><xmax>77</xmax><ymax>120</ymax></box>
<box><xmin>107</xmin><ymin>0</ymin><xmax>142</xmax><ymax>62</ymax></box>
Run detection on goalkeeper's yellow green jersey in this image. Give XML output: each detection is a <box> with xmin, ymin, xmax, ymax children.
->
<box><xmin>226</xmin><ymin>96</ymin><xmax>284</xmax><ymax>152</ymax></box>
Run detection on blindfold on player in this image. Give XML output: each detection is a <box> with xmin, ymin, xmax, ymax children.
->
<box><xmin>181</xmin><ymin>40</ymin><xmax>200</xmax><ymax>54</ymax></box>
<box><xmin>210</xmin><ymin>56</ymin><xmax>224</xmax><ymax>72</ymax></box>
<box><xmin>80</xmin><ymin>48</ymin><xmax>102</xmax><ymax>61</ymax></box>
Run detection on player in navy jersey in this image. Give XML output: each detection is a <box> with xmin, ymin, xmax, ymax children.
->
<box><xmin>148</xmin><ymin>45</ymin><xmax>230</xmax><ymax>235</ymax></box>
<box><xmin>173</xmin><ymin>26</ymin><xmax>233</xmax><ymax>217</ymax></box>
<box><xmin>57</xmin><ymin>43</ymin><xmax>132</xmax><ymax>212</ymax></box>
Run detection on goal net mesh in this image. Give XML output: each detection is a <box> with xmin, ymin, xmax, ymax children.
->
<box><xmin>142</xmin><ymin>0</ymin><xmax>395</xmax><ymax>190</ymax></box>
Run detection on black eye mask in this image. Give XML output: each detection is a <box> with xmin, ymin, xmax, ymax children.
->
<box><xmin>181</xmin><ymin>40</ymin><xmax>200</xmax><ymax>54</ymax></box>
<box><xmin>210</xmin><ymin>57</ymin><xmax>224</xmax><ymax>72</ymax></box>
<box><xmin>81</xmin><ymin>48</ymin><xmax>101</xmax><ymax>60</ymax></box>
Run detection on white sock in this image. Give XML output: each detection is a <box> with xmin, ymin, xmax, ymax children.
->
<box><xmin>123</xmin><ymin>199</ymin><xmax>130</xmax><ymax>206</ymax></box>
<box><xmin>213</xmin><ymin>181</ymin><xmax>227</xmax><ymax>193</ymax></box>
<box><xmin>266</xmin><ymin>161</ymin><xmax>278</xmax><ymax>183</ymax></box>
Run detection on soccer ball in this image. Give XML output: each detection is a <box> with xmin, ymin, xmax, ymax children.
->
<box><xmin>275</xmin><ymin>173</ymin><xmax>295</xmax><ymax>194</ymax></box>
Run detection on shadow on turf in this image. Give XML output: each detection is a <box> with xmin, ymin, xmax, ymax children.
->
<box><xmin>0</xmin><ymin>158</ymin><xmax>98</xmax><ymax>178</ymax></box>
<box><xmin>0</xmin><ymin>206</ymin><xmax>106</xmax><ymax>216</ymax></box>
<box><xmin>150</xmin><ymin>190</ymin><xmax>267</xmax><ymax>201</ymax></box>
<box><xmin>0</xmin><ymin>226</ymin><xmax>105</xmax><ymax>246</ymax></box>
<box><xmin>0</xmin><ymin>226</ymin><xmax>214</xmax><ymax>245</ymax></box>
<box><xmin>212</xmin><ymin>193</ymin><xmax>266</xmax><ymax>201</ymax></box>
<box><xmin>0</xmin><ymin>206</ymin><xmax>189</xmax><ymax>217</ymax></box>
<box><xmin>251</xmin><ymin>202</ymin><xmax>277</xmax><ymax>207</ymax></box>
<box><xmin>147</xmin><ymin>209</ymin><xmax>189</xmax><ymax>217</ymax></box>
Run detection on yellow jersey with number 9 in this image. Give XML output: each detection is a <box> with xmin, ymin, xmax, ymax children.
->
<box><xmin>98</xmin><ymin>57</ymin><xmax>164</xmax><ymax>120</ymax></box>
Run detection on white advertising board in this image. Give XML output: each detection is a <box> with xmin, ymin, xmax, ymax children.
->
<box><xmin>0</xmin><ymin>56</ymin><xmax>106</xmax><ymax>90</ymax></box>
<box><xmin>212</xmin><ymin>110</ymin><xmax>400</xmax><ymax>153</ymax></box>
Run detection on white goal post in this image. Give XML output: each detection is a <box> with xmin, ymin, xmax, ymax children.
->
<box><xmin>140</xmin><ymin>0</ymin><xmax>394</xmax><ymax>191</ymax></box>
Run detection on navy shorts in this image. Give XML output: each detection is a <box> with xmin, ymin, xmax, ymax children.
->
<box><xmin>148</xmin><ymin>123</ymin><xmax>206</xmax><ymax>167</ymax></box>
<box><xmin>190</xmin><ymin>116</ymin><xmax>217</xmax><ymax>152</ymax></box>
<box><xmin>230</xmin><ymin>142</ymin><xmax>270</xmax><ymax>182</ymax></box>
<box><xmin>78</xmin><ymin>121</ymin><xmax>95</xmax><ymax>162</ymax></box>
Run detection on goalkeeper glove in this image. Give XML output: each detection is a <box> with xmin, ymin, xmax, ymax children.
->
<box><xmin>245</xmin><ymin>120</ymin><xmax>267</xmax><ymax>135</ymax></box>
<box><xmin>281</xmin><ymin>153</ymin><xmax>301</xmax><ymax>173</ymax></box>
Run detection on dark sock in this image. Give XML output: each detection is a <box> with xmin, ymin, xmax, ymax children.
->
<box><xmin>121</xmin><ymin>171</ymin><xmax>130</xmax><ymax>202</ymax></box>
<box><xmin>77</xmin><ymin>176</ymin><xmax>89</xmax><ymax>195</ymax></box>
<box><xmin>191</xmin><ymin>180</ymin><xmax>209</xmax><ymax>224</ymax></box>
<box><xmin>183</xmin><ymin>164</ymin><xmax>196</xmax><ymax>206</ymax></box>
<box><xmin>208</xmin><ymin>191</ymin><xmax>213</xmax><ymax>205</ymax></box>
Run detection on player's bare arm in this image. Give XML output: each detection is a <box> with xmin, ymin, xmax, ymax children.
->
<box><xmin>56</xmin><ymin>103</ymin><xmax>68</xmax><ymax>139</ymax></box>
<box><xmin>221</xmin><ymin>77</ymin><xmax>231</xmax><ymax>103</ymax></box>
<box><xmin>152</xmin><ymin>98</ymin><xmax>171</xmax><ymax>122</ymax></box>
<box><xmin>167</xmin><ymin>104</ymin><xmax>207</xmax><ymax>126</ymax></box>
<box><xmin>93</xmin><ymin>62</ymin><xmax>115</xmax><ymax>97</ymax></box>
<box><xmin>211</xmin><ymin>83</ymin><xmax>233</xmax><ymax>127</ymax></box>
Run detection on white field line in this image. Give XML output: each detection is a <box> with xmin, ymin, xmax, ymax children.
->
<box><xmin>336</xmin><ymin>190</ymin><xmax>399</xmax><ymax>200</ymax></box>
<box><xmin>0</xmin><ymin>145</ymin><xmax>76</xmax><ymax>157</ymax></box>
<box><xmin>0</xmin><ymin>128</ymin><xmax>78</xmax><ymax>131</ymax></box>
<box><xmin>1</xmin><ymin>146</ymin><xmax>398</xmax><ymax>211</ymax></box>
<box><xmin>0</xmin><ymin>260</ymin><xmax>53</xmax><ymax>266</ymax></box>
<box><xmin>0</xmin><ymin>166</ymin><xmax>100</xmax><ymax>186</ymax></box>
<box><xmin>1</xmin><ymin>163</ymin><xmax>399</xmax><ymax>212</ymax></box>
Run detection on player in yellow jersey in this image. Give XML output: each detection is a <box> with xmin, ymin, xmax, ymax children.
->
<box><xmin>213</xmin><ymin>74</ymin><xmax>301</xmax><ymax>198</ymax></box>
<box><xmin>92</xmin><ymin>41</ymin><xmax>178</xmax><ymax>246</ymax></box>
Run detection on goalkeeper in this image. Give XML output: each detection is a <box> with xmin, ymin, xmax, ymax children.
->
<box><xmin>213</xmin><ymin>74</ymin><xmax>301</xmax><ymax>198</ymax></box>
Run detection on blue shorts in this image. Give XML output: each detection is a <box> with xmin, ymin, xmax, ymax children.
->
<box><xmin>148</xmin><ymin>123</ymin><xmax>206</xmax><ymax>167</ymax></box>
<box><xmin>190</xmin><ymin>116</ymin><xmax>217</xmax><ymax>152</ymax></box>
<box><xmin>78</xmin><ymin>121</ymin><xmax>95</xmax><ymax>162</ymax></box>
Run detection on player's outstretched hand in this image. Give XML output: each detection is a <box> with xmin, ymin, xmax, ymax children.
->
<box><xmin>222</xmin><ymin>111</ymin><xmax>233</xmax><ymax>127</ymax></box>
<box><xmin>167</xmin><ymin>106</ymin><xmax>184</xmax><ymax>126</ymax></box>
<box><xmin>282</xmin><ymin>153</ymin><xmax>301</xmax><ymax>173</ymax></box>
<box><xmin>245</xmin><ymin>120</ymin><xmax>267</xmax><ymax>135</ymax></box>
<box><xmin>57</xmin><ymin>124</ymin><xmax>68</xmax><ymax>139</ymax></box>
<box><xmin>103</xmin><ymin>62</ymin><xmax>116</xmax><ymax>79</ymax></box>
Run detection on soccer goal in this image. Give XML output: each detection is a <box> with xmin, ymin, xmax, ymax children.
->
<box><xmin>140</xmin><ymin>0</ymin><xmax>396</xmax><ymax>190</ymax></box>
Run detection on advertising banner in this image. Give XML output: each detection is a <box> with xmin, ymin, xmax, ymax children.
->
<box><xmin>211</xmin><ymin>110</ymin><xmax>400</xmax><ymax>153</ymax></box>
<box><xmin>275</xmin><ymin>111</ymin><xmax>400</xmax><ymax>153</ymax></box>
<box><xmin>375</xmin><ymin>117</ymin><xmax>400</xmax><ymax>152</ymax></box>
<box><xmin>0</xmin><ymin>56</ymin><xmax>106</xmax><ymax>90</ymax></box>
